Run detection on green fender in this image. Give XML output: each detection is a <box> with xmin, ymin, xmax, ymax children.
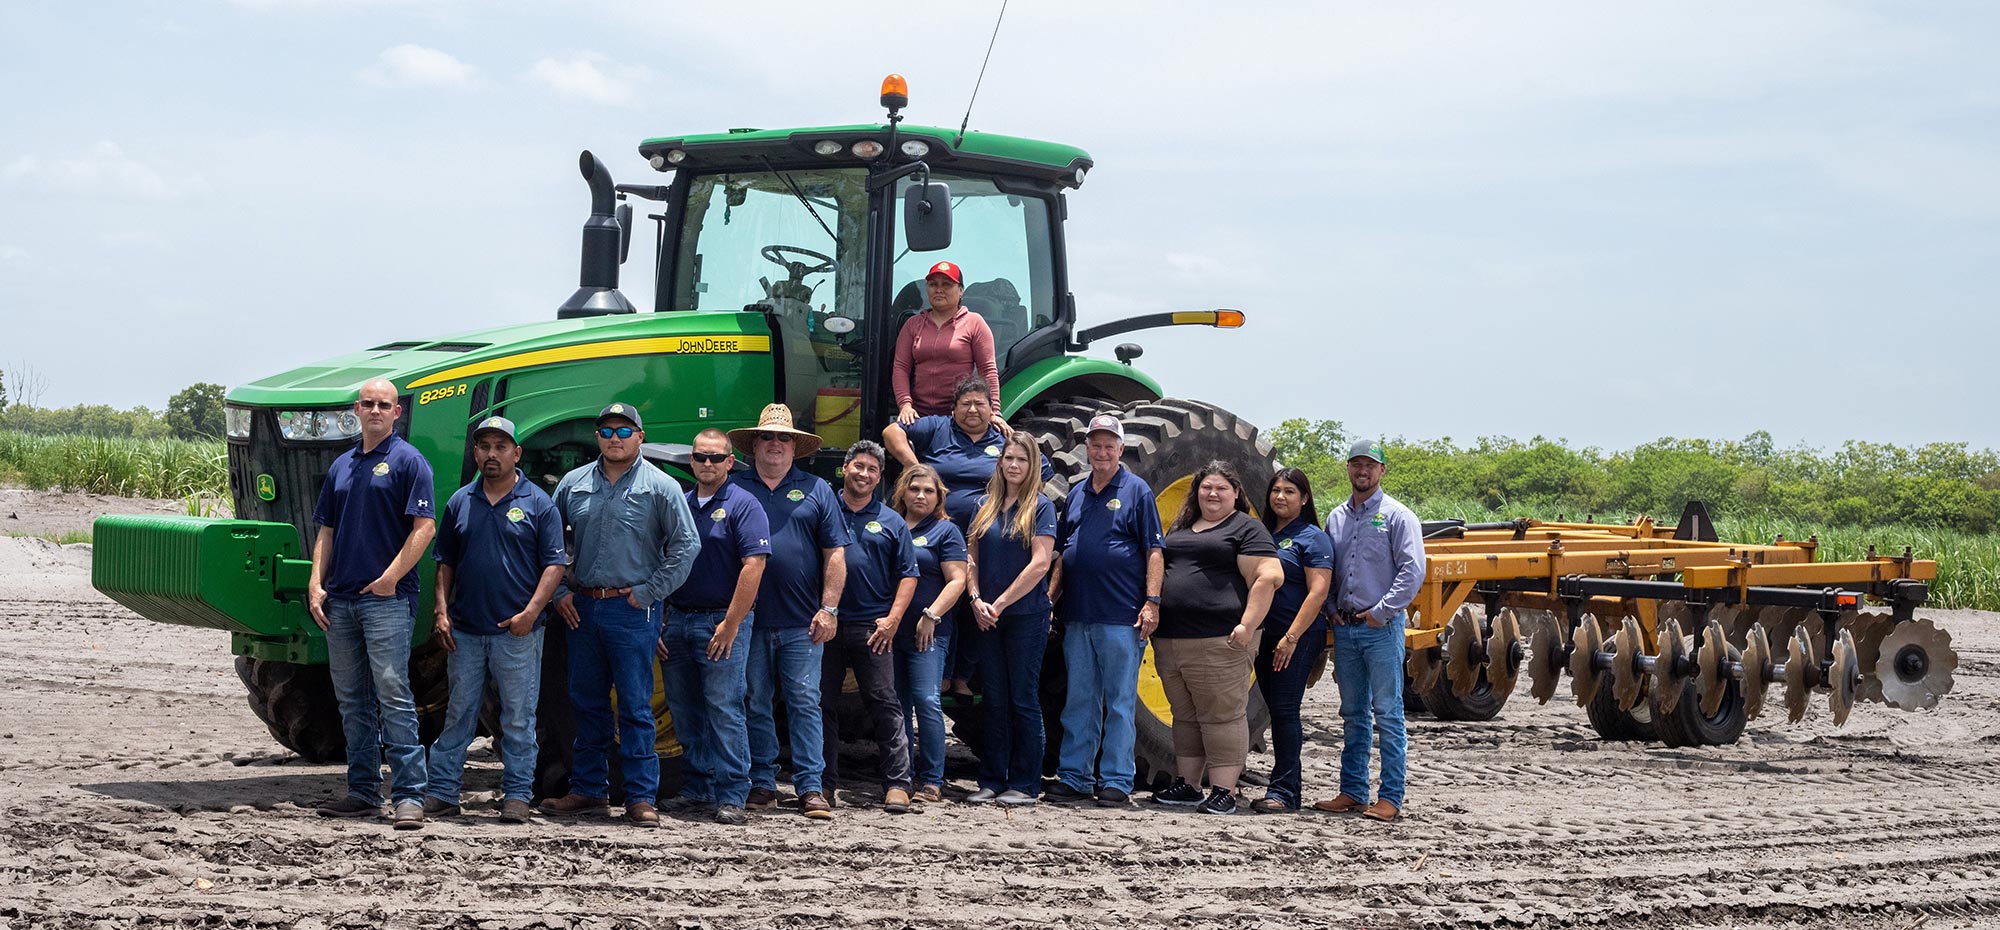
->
<box><xmin>1000</xmin><ymin>357</ymin><xmax>1161</xmax><ymax>417</ymax></box>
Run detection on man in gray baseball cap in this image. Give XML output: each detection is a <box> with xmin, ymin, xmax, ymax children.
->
<box><xmin>424</xmin><ymin>413</ymin><xmax>569</xmax><ymax>824</ymax></box>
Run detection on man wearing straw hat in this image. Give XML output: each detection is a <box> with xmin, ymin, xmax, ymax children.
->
<box><xmin>728</xmin><ymin>404</ymin><xmax>852</xmax><ymax>821</ymax></box>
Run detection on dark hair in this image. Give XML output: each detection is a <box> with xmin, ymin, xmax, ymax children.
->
<box><xmin>891</xmin><ymin>463</ymin><xmax>947</xmax><ymax>522</ymax></box>
<box><xmin>951</xmin><ymin>376</ymin><xmax>990</xmax><ymax>406</ymax></box>
<box><xmin>1261</xmin><ymin>467</ymin><xmax>1318</xmax><ymax>533</ymax></box>
<box><xmin>1168</xmin><ymin>460</ymin><xmax>1251</xmax><ymax>534</ymax></box>
<box><xmin>844</xmin><ymin>439</ymin><xmax>886</xmax><ymax>466</ymax></box>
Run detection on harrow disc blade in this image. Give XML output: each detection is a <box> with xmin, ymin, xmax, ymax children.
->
<box><xmin>1569</xmin><ymin>614</ymin><xmax>1607</xmax><ymax>707</ymax></box>
<box><xmin>1838</xmin><ymin>611</ymin><xmax>1893</xmax><ymax>704</ymax></box>
<box><xmin>1657</xmin><ymin>601</ymin><xmax>1695</xmax><ymax>633</ymax></box>
<box><xmin>1712</xmin><ymin>604</ymin><xmax>1756</xmax><ymax>647</ymax></box>
<box><xmin>1828</xmin><ymin>629</ymin><xmax>1860</xmax><ymax>727</ymax></box>
<box><xmin>1406</xmin><ymin>639</ymin><xmax>1443</xmax><ymax>694</ymax></box>
<box><xmin>1611</xmin><ymin>616</ymin><xmax>1647</xmax><ymax>712</ymax></box>
<box><xmin>1651</xmin><ymin>617</ymin><xmax>1693</xmax><ymax>715</ymax></box>
<box><xmin>1528</xmin><ymin>619</ymin><xmax>1564</xmax><ymax>705</ymax></box>
<box><xmin>1742</xmin><ymin>623</ymin><xmax>1772</xmax><ymax>721</ymax></box>
<box><xmin>1443</xmin><ymin>606</ymin><xmax>1484</xmax><ymax>697</ymax></box>
<box><xmin>1783</xmin><ymin>626</ymin><xmax>1813</xmax><ymax>724</ymax></box>
<box><xmin>1875</xmin><ymin>619</ymin><xmax>1958</xmax><ymax>712</ymax></box>
<box><xmin>1695</xmin><ymin>618</ymin><xmax>1731</xmax><ymax>717</ymax></box>
<box><xmin>1488</xmin><ymin>608</ymin><xmax>1524</xmax><ymax>698</ymax></box>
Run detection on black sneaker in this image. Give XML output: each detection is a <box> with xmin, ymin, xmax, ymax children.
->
<box><xmin>317</xmin><ymin>795</ymin><xmax>386</xmax><ymax>818</ymax></box>
<box><xmin>1195</xmin><ymin>786</ymin><xmax>1238</xmax><ymax>815</ymax></box>
<box><xmin>714</xmin><ymin>805</ymin><xmax>749</xmax><ymax>825</ymax></box>
<box><xmin>1043</xmin><ymin>781</ymin><xmax>1092</xmax><ymax>804</ymax></box>
<box><xmin>1151</xmin><ymin>778</ymin><xmax>1203</xmax><ymax>807</ymax></box>
<box><xmin>1094</xmin><ymin>786</ymin><xmax>1130</xmax><ymax>808</ymax></box>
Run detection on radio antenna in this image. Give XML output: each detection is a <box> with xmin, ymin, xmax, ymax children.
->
<box><xmin>954</xmin><ymin>0</ymin><xmax>1009</xmax><ymax>148</ymax></box>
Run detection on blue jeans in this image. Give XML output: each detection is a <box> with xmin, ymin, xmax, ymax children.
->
<box><xmin>746</xmin><ymin>625</ymin><xmax>826</xmax><ymax>795</ymax></box>
<box><xmin>1255</xmin><ymin>626</ymin><xmax>1327</xmax><ymax>808</ymax></box>
<box><xmin>427</xmin><ymin>627</ymin><xmax>544</xmax><ymax>803</ymax></box>
<box><xmin>893</xmin><ymin>621</ymin><xmax>954</xmax><ymax>788</ymax></box>
<box><xmin>1332</xmin><ymin>613</ymin><xmax>1407</xmax><ymax>806</ymax></box>
<box><xmin>973</xmin><ymin>611</ymin><xmax>1049</xmax><ymax>795</ymax></box>
<box><xmin>324</xmin><ymin>594</ymin><xmax>426</xmax><ymax>805</ymax></box>
<box><xmin>567</xmin><ymin>597</ymin><xmax>662</xmax><ymax>802</ymax></box>
<box><xmin>660</xmin><ymin>607</ymin><xmax>753</xmax><ymax>808</ymax></box>
<box><xmin>1056</xmin><ymin>620</ymin><xmax>1143</xmax><ymax>795</ymax></box>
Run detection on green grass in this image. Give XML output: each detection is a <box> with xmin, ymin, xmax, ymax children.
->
<box><xmin>0</xmin><ymin>430</ymin><xmax>226</xmax><ymax>500</ymax></box>
<box><xmin>1410</xmin><ymin>496</ymin><xmax>2000</xmax><ymax>611</ymax></box>
<box><xmin>4</xmin><ymin>528</ymin><xmax>93</xmax><ymax>545</ymax></box>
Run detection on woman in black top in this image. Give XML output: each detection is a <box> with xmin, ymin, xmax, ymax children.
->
<box><xmin>1149</xmin><ymin>461</ymin><xmax>1282</xmax><ymax>815</ymax></box>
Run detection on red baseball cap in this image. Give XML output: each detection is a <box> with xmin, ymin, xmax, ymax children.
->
<box><xmin>926</xmin><ymin>260</ymin><xmax>963</xmax><ymax>285</ymax></box>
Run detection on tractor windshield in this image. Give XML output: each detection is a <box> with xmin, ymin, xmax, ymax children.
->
<box><xmin>671</xmin><ymin>168</ymin><xmax>871</xmax><ymax>322</ymax></box>
<box><xmin>891</xmin><ymin>174</ymin><xmax>1057</xmax><ymax>369</ymax></box>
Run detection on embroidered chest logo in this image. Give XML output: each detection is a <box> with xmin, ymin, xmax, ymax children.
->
<box><xmin>864</xmin><ymin>520</ymin><xmax>884</xmax><ymax>535</ymax></box>
<box><xmin>372</xmin><ymin>462</ymin><xmax>390</xmax><ymax>477</ymax></box>
<box><xmin>1106</xmin><ymin>498</ymin><xmax>1122</xmax><ymax>511</ymax></box>
<box><xmin>711</xmin><ymin>507</ymin><xmax>728</xmax><ymax>522</ymax></box>
<box><xmin>506</xmin><ymin>506</ymin><xmax>526</xmax><ymax>523</ymax></box>
<box><xmin>983</xmin><ymin>445</ymin><xmax>1000</xmax><ymax>457</ymax></box>
<box><xmin>1370</xmin><ymin>512</ymin><xmax>1387</xmax><ymax>530</ymax></box>
<box><xmin>786</xmin><ymin>489</ymin><xmax>805</xmax><ymax>502</ymax></box>
<box><xmin>1279</xmin><ymin>537</ymin><xmax>1294</xmax><ymax>549</ymax></box>
<box><xmin>913</xmin><ymin>535</ymin><xmax>929</xmax><ymax>547</ymax></box>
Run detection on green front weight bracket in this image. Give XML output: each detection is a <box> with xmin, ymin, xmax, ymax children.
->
<box><xmin>90</xmin><ymin>515</ymin><xmax>325</xmax><ymax>664</ymax></box>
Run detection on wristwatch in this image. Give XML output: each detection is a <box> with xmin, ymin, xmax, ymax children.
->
<box><xmin>1145</xmin><ymin>595</ymin><xmax>1161</xmax><ymax>605</ymax></box>
<box><xmin>817</xmin><ymin>605</ymin><xmax>839</xmax><ymax>618</ymax></box>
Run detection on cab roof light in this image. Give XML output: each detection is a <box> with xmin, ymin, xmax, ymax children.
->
<box><xmin>880</xmin><ymin>73</ymin><xmax>909</xmax><ymax>111</ymax></box>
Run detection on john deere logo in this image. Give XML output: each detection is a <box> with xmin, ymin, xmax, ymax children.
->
<box><xmin>506</xmin><ymin>506</ymin><xmax>525</xmax><ymax>523</ymax></box>
<box><xmin>254</xmin><ymin>474</ymin><xmax>276</xmax><ymax>502</ymax></box>
<box><xmin>913</xmin><ymin>535</ymin><xmax>929</xmax><ymax>547</ymax></box>
<box><xmin>610</xmin><ymin>404</ymin><xmax>625</xmax><ymax>414</ymax></box>
<box><xmin>711</xmin><ymin>507</ymin><xmax>727</xmax><ymax>522</ymax></box>
<box><xmin>786</xmin><ymin>489</ymin><xmax>805</xmax><ymax>502</ymax></box>
<box><xmin>372</xmin><ymin>462</ymin><xmax>391</xmax><ymax>477</ymax></box>
<box><xmin>1279</xmin><ymin>537</ymin><xmax>1294</xmax><ymax>549</ymax></box>
<box><xmin>864</xmin><ymin>520</ymin><xmax>883</xmax><ymax>534</ymax></box>
<box><xmin>1106</xmin><ymin>498</ymin><xmax>1122</xmax><ymax>511</ymax></box>
<box><xmin>984</xmin><ymin>445</ymin><xmax>1000</xmax><ymax>457</ymax></box>
<box><xmin>1370</xmin><ymin>511</ymin><xmax>1387</xmax><ymax>530</ymax></box>
<box><xmin>484</xmin><ymin>417</ymin><xmax>504</xmax><ymax>429</ymax></box>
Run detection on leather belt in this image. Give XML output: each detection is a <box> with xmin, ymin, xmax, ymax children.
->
<box><xmin>1334</xmin><ymin>609</ymin><xmax>1367</xmax><ymax>626</ymax></box>
<box><xmin>578</xmin><ymin>586</ymin><xmax>632</xmax><ymax>600</ymax></box>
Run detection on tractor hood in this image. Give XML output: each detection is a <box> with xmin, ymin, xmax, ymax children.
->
<box><xmin>226</xmin><ymin>310</ymin><xmax>766</xmax><ymax>407</ymax></box>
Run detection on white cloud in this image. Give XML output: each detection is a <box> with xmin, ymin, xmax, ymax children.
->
<box><xmin>526</xmin><ymin>52</ymin><xmax>648</xmax><ymax>107</ymax></box>
<box><xmin>2</xmin><ymin>142</ymin><xmax>208</xmax><ymax>201</ymax></box>
<box><xmin>357</xmin><ymin>44</ymin><xmax>478</xmax><ymax>89</ymax></box>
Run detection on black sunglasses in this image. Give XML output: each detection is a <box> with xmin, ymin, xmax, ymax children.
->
<box><xmin>690</xmin><ymin>451</ymin><xmax>733</xmax><ymax>464</ymax></box>
<box><xmin>357</xmin><ymin>400</ymin><xmax>394</xmax><ymax>411</ymax></box>
<box><xmin>756</xmin><ymin>431</ymin><xmax>795</xmax><ymax>443</ymax></box>
<box><xmin>597</xmin><ymin>426</ymin><xmax>637</xmax><ymax>439</ymax></box>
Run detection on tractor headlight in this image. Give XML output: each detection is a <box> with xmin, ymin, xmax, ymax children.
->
<box><xmin>813</xmin><ymin>140</ymin><xmax>843</xmax><ymax>156</ymax></box>
<box><xmin>850</xmin><ymin>140</ymin><xmax>884</xmax><ymax>159</ymax></box>
<box><xmin>277</xmin><ymin>408</ymin><xmax>363</xmax><ymax>442</ymax></box>
<box><xmin>899</xmin><ymin>139</ymin><xmax>929</xmax><ymax>158</ymax></box>
<box><xmin>225</xmin><ymin>405</ymin><xmax>253</xmax><ymax>440</ymax></box>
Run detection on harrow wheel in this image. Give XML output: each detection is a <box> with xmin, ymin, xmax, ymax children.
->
<box><xmin>1651</xmin><ymin>618</ymin><xmax>1694</xmax><ymax>714</ymax></box>
<box><xmin>1610</xmin><ymin>617</ymin><xmax>1648</xmax><ymax>712</ymax></box>
<box><xmin>1526</xmin><ymin>616</ymin><xmax>1565</xmax><ymax>705</ymax></box>
<box><xmin>1585</xmin><ymin>663</ymin><xmax>1657</xmax><ymax>742</ymax></box>
<box><xmin>1876</xmin><ymin>619</ymin><xmax>1958</xmax><ymax>712</ymax></box>
<box><xmin>1569</xmin><ymin>614</ymin><xmax>1608</xmax><ymax>707</ymax></box>
<box><xmin>1828</xmin><ymin>629</ymin><xmax>1861</xmax><ymax>726</ymax></box>
<box><xmin>1741</xmin><ymin>623</ymin><xmax>1773</xmax><ymax>721</ymax></box>
<box><xmin>1419</xmin><ymin>606</ymin><xmax>1512</xmax><ymax>721</ymax></box>
<box><xmin>1656</xmin><ymin>649</ymin><xmax>1746</xmax><ymax>747</ymax></box>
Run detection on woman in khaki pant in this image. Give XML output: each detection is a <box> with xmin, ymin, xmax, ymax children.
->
<box><xmin>1148</xmin><ymin>461</ymin><xmax>1282</xmax><ymax>815</ymax></box>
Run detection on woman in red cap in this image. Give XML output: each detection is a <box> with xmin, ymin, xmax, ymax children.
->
<box><xmin>893</xmin><ymin>260</ymin><xmax>1005</xmax><ymax>430</ymax></box>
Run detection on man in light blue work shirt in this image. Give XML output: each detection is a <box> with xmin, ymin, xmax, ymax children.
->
<box><xmin>541</xmin><ymin>402</ymin><xmax>701</xmax><ymax>828</ymax></box>
<box><xmin>1314</xmin><ymin>439</ymin><xmax>1425</xmax><ymax>823</ymax></box>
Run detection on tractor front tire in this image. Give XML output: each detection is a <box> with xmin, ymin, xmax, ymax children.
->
<box><xmin>234</xmin><ymin>643</ymin><xmax>451</xmax><ymax>763</ymax></box>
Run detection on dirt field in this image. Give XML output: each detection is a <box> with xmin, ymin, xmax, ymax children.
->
<box><xmin>3</xmin><ymin>497</ymin><xmax>1998</xmax><ymax>929</ymax></box>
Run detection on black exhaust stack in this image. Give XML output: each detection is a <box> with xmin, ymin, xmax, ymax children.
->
<box><xmin>557</xmin><ymin>150</ymin><xmax>637</xmax><ymax>319</ymax></box>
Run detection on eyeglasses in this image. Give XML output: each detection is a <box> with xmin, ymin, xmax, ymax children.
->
<box><xmin>690</xmin><ymin>451</ymin><xmax>733</xmax><ymax>464</ymax></box>
<box><xmin>756</xmin><ymin>432</ymin><xmax>795</xmax><ymax>443</ymax></box>
<box><xmin>357</xmin><ymin>400</ymin><xmax>394</xmax><ymax>411</ymax></box>
<box><xmin>597</xmin><ymin>426</ymin><xmax>637</xmax><ymax>439</ymax></box>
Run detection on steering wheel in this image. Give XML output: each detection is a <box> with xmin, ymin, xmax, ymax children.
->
<box><xmin>760</xmin><ymin>245</ymin><xmax>835</xmax><ymax>278</ymax></box>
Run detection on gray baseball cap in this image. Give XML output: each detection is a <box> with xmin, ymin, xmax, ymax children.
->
<box><xmin>472</xmin><ymin>415</ymin><xmax>518</xmax><ymax>443</ymax></box>
<box><xmin>597</xmin><ymin>402</ymin><xmax>643</xmax><ymax>430</ymax></box>
<box><xmin>1347</xmin><ymin>439</ymin><xmax>1386</xmax><ymax>464</ymax></box>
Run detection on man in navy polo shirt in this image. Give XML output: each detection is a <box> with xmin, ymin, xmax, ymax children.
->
<box><xmin>822</xmin><ymin>440</ymin><xmax>918</xmax><ymax>814</ymax></box>
<box><xmin>308</xmin><ymin>377</ymin><xmax>437</xmax><ymax>829</ymax></box>
<box><xmin>1047</xmin><ymin>413</ymin><xmax>1163</xmax><ymax>807</ymax></box>
<box><xmin>658</xmin><ymin>428</ymin><xmax>770</xmax><ymax>826</ymax></box>
<box><xmin>728</xmin><ymin>404</ymin><xmax>850</xmax><ymax>821</ymax></box>
<box><xmin>423</xmin><ymin>416</ymin><xmax>566</xmax><ymax>825</ymax></box>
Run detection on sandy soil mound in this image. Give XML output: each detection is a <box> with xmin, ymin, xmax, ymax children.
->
<box><xmin>1</xmin><ymin>536</ymin><xmax>1997</xmax><ymax>928</ymax></box>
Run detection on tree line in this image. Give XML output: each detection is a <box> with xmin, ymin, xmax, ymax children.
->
<box><xmin>1271</xmin><ymin>419</ymin><xmax>2000</xmax><ymax>534</ymax></box>
<box><xmin>0</xmin><ymin>367</ymin><xmax>226</xmax><ymax>442</ymax></box>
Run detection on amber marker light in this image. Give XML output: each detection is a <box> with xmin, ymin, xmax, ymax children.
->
<box><xmin>880</xmin><ymin>73</ymin><xmax>909</xmax><ymax>111</ymax></box>
<box><xmin>1215</xmin><ymin>310</ymin><xmax>1245</xmax><ymax>328</ymax></box>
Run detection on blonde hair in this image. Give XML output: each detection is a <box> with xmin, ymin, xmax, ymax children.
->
<box><xmin>892</xmin><ymin>463</ymin><xmax>948</xmax><ymax>523</ymax></box>
<box><xmin>968</xmin><ymin>433</ymin><xmax>1044</xmax><ymax>542</ymax></box>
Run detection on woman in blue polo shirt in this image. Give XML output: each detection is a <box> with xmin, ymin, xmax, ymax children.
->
<box><xmin>1251</xmin><ymin>467</ymin><xmax>1334</xmax><ymax>813</ymax></box>
<box><xmin>889</xmin><ymin>464</ymin><xmax>968</xmax><ymax>804</ymax></box>
<box><xmin>963</xmin><ymin>433</ymin><xmax>1057</xmax><ymax>805</ymax></box>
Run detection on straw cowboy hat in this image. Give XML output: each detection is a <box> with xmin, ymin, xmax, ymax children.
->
<box><xmin>727</xmin><ymin>403</ymin><xmax>824</xmax><ymax>458</ymax></box>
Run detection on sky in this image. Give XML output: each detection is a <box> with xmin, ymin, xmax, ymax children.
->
<box><xmin>3</xmin><ymin>1</ymin><xmax>1997</xmax><ymax>451</ymax></box>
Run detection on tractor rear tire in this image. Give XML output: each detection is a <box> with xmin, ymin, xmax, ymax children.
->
<box><xmin>234</xmin><ymin>643</ymin><xmax>451</xmax><ymax>763</ymax></box>
<box><xmin>1015</xmin><ymin>395</ymin><xmax>1278</xmax><ymax>789</ymax></box>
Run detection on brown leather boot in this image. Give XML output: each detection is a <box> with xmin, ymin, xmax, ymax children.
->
<box><xmin>538</xmin><ymin>793</ymin><xmax>610</xmax><ymax>816</ymax></box>
<box><xmin>799</xmin><ymin>791</ymin><xmax>834</xmax><ymax>820</ymax></box>
<box><xmin>626</xmin><ymin>801</ymin><xmax>661</xmax><ymax>828</ymax></box>
<box><xmin>1312</xmin><ymin>793</ymin><xmax>1365</xmax><ymax>813</ymax></box>
<box><xmin>883</xmin><ymin>787</ymin><xmax>911</xmax><ymax>814</ymax></box>
<box><xmin>745</xmin><ymin>787</ymin><xmax>779</xmax><ymax>810</ymax></box>
<box><xmin>1362</xmin><ymin>799</ymin><xmax>1401</xmax><ymax>822</ymax></box>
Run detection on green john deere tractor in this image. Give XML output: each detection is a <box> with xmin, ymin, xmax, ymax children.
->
<box><xmin>92</xmin><ymin>77</ymin><xmax>1277</xmax><ymax>798</ymax></box>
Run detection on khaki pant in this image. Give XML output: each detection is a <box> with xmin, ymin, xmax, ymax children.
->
<box><xmin>1152</xmin><ymin>635</ymin><xmax>1254</xmax><ymax>770</ymax></box>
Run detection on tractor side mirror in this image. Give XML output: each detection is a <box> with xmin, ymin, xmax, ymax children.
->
<box><xmin>616</xmin><ymin>202</ymin><xmax>634</xmax><ymax>264</ymax></box>
<box><xmin>903</xmin><ymin>181</ymin><xmax>953</xmax><ymax>252</ymax></box>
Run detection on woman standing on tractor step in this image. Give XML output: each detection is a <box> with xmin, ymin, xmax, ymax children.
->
<box><xmin>889</xmin><ymin>464</ymin><xmax>968</xmax><ymax>805</ymax></box>
<box><xmin>962</xmin><ymin>432</ymin><xmax>1057</xmax><ymax>805</ymax></box>
<box><xmin>1149</xmin><ymin>461</ymin><xmax>1283</xmax><ymax>815</ymax></box>
<box><xmin>1250</xmin><ymin>468</ymin><xmax>1334</xmax><ymax>813</ymax></box>
<box><xmin>893</xmin><ymin>259</ymin><xmax>1003</xmax><ymax>427</ymax></box>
